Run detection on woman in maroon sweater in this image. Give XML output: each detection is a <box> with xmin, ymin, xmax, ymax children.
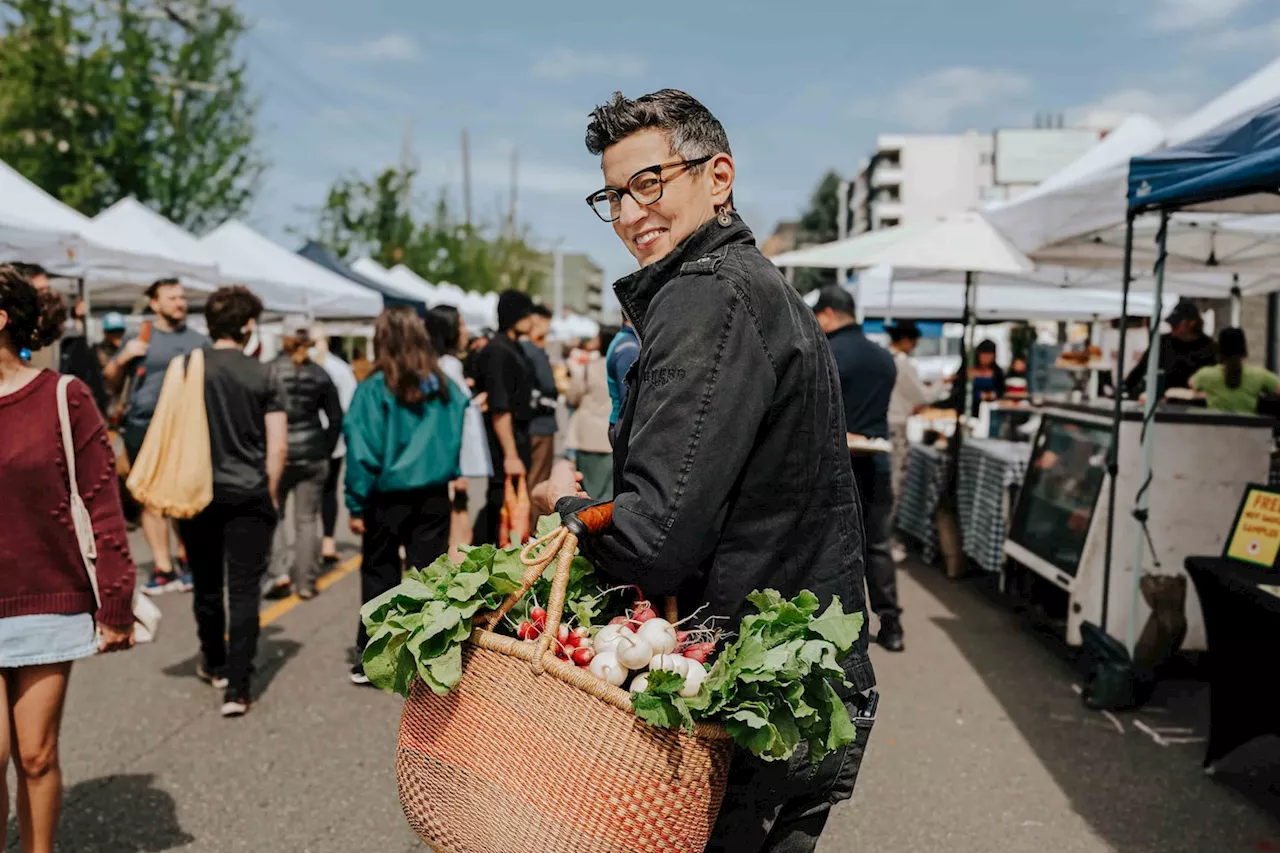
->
<box><xmin>0</xmin><ymin>265</ymin><xmax>134</xmax><ymax>853</ymax></box>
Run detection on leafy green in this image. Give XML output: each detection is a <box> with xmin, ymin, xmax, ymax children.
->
<box><xmin>631</xmin><ymin>670</ymin><xmax>696</xmax><ymax>732</ymax></box>
<box><xmin>653</xmin><ymin>590</ymin><xmax>864</xmax><ymax>764</ymax></box>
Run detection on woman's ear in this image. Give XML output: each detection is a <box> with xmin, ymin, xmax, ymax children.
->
<box><xmin>709</xmin><ymin>153</ymin><xmax>735</xmax><ymax>209</ymax></box>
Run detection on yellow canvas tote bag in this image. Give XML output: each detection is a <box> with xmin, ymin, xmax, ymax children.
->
<box><xmin>125</xmin><ymin>349</ymin><xmax>213</xmax><ymax>518</ymax></box>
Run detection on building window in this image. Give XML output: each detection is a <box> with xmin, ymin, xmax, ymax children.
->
<box><xmin>879</xmin><ymin>184</ymin><xmax>901</xmax><ymax>203</ymax></box>
<box><xmin>979</xmin><ymin>152</ymin><xmax>994</xmax><ymax>166</ymax></box>
<box><xmin>879</xmin><ymin>149</ymin><xmax>901</xmax><ymax>168</ymax></box>
<box><xmin>879</xmin><ymin>217</ymin><xmax>901</xmax><ymax>229</ymax></box>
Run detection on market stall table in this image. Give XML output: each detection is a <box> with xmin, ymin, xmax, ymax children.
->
<box><xmin>1184</xmin><ymin>556</ymin><xmax>1280</xmax><ymax>768</ymax></box>
<box><xmin>957</xmin><ymin>439</ymin><xmax>1033</xmax><ymax>574</ymax></box>
<box><xmin>896</xmin><ymin>443</ymin><xmax>949</xmax><ymax>562</ymax></box>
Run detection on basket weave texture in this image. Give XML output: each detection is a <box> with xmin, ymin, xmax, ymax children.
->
<box><xmin>394</xmin><ymin>517</ymin><xmax>733</xmax><ymax>853</ymax></box>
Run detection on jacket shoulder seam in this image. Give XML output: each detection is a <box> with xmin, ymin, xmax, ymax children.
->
<box><xmin>718</xmin><ymin>253</ymin><xmax>779</xmax><ymax>375</ymax></box>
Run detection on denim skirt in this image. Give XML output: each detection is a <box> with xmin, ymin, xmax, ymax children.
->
<box><xmin>0</xmin><ymin>613</ymin><xmax>97</xmax><ymax>668</ymax></box>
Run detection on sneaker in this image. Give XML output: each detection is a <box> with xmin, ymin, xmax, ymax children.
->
<box><xmin>171</xmin><ymin>571</ymin><xmax>194</xmax><ymax>593</ymax></box>
<box><xmin>263</xmin><ymin>576</ymin><xmax>292</xmax><ymax>601</ymax></box>
<box><xmin>196</xmin><ymin>663</ymin><xmax>229</xmax><ymax>691</ymax></box>
<box><xmin>220</xmin><ymin>696</ymin><xmax>250</xmax><ymax>718</ymax></box>
<box><xmin>350</xmin><ymin>664</ymin><xmax>371</xmax><ymax>686</ymax></box>
<box><xmin>143</xmin><ymin>571</ymin><xmax>181</xmax><ymax>596</ymax></box>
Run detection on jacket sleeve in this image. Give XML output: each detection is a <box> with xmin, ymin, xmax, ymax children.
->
<box><xmin>67</xmin><ymin>378</ymin><xmax>136</xmax><ymax>626</ymax></box>
<box><xmin>319</xmin><ymin>370</ymin><xmax>344</xmax><ymax>457</ymax></box>
<box><xmin>342</xmin><ymin>381</ymin><xmax>385</xmax><ymax>518</ymax></box>
<box><xmin>558</xmin><ymin>273</ymin><xmax>777</xmax><ymax>596</ymax></box>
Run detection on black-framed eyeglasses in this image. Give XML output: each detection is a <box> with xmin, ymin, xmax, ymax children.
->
<box><xmin>586</xmin><ymin>156</ymin><xmax>713</xmax><ymax>222</ymax></box>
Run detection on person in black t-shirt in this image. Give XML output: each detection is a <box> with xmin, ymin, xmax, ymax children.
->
<box><xmin>176</xmin><ymin>286</ymin><xmax>288</xmax><ymax>718</ymax></box>
<box><xmin>471</xmin><ymin>289</ymin><xmax>535</xmax><ymax>545</ymax></box>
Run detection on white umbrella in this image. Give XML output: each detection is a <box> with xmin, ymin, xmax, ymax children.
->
<box><xmin>770</xmin><ymin>211</ymin><xmax>1034</xmax><ymax>276</ymax></box>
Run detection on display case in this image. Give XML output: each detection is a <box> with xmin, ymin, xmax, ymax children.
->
<box><xmin>1004</xmin><ymin>403</ymin><xmax>1276</xmax><ymax>653</ymax></box>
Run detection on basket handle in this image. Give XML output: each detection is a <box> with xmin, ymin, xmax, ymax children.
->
<box><xmin>480</xmin><ymin>502</ymin><xmax>678</xmax><ymax>676</ymax></box>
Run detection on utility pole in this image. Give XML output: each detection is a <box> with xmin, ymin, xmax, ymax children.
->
<box><xmin>460</xmin><ymin>128</ymin><xmax>473</xmax><ymax>228</ymax></box>
<box><xmin>508</xmin><ymin>149</ymin><xmax>519</xmax><ymax>239</ymax></box>
<box><xmin>400</xmin><ymin>118</ymin><xmax>417</xmax><ymax>208</ymax></box>
<box><xmin>552</xmin><ymin>241</ymin><xmax>565</xmax><ymax>319</ymax></box>
<box><xmin>836</xmin><ymin>178</ymin><xmax>849</xmax><ymax>287</ymax></box>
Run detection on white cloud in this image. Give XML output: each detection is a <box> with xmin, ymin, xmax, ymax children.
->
<box><xmin>1149</xmin><ymin>0</ymin><xmax>1253</xmax><ymax>31</ymax></box>
<box><xmin>888</xmin><ymin>67</ymin><xmax>1033</xmax><ymax>131</ymax></box>
<box><xmin>1068</xmin><ymin>87</ymin><xmax>1200</xmax><ymax>130</ymax></box>
<box><xmin>321</xmin><ymin>34</ymin><xmax>422</xmax><ymax>62</ymax></box>
<box><xmin>531</xmin><ymin>49</ymin><xmax>646</xmax><ymax>81</ymax></box>
<box><xmin>1196</xmin><ymin>16</ymin><xmax>1280</xmax><ymax>50</ymax></box>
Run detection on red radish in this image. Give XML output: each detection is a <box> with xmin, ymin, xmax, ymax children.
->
<box><xmin>571</xmin><ymin>646</ymin><xmax>595</xmax><ymax>666</ymax></box>
<box><xmin>683</xmin><ymin>648</ymin><xmax>711</xmax><ymax>664</ymax></box>
<box><xmin>516</xmin><ymin>621</ymin><xmax>536</xmax><ymax>641</ymax></box>
<box><xmin>676</xmin><ymin>630</ymin><xmax>692</xmax><ymax>645</ymax></box>
<box><xmin>557</xmin><ymin>624</ymin><xmax>571</xmax><ymax>646</ymax></box>
<box><xmin>530</xmin><ymin>607</ymin><xmax>548</xmax><ymax>630</ymax></box>
<box><xmin>572</xmin><ymin>626</ymin><xmax>592</xmax><ymax>643</ymax></box>
<box><xmin>631</xmin><ymin>602</ymin><xmax>658</xmax><ymax>624</ymax></box>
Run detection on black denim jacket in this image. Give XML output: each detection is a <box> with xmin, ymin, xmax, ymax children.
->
<box><xmin>557</xmin><ymin>213</ymin><xmax>875</xmax><ymax>692</ymax></box>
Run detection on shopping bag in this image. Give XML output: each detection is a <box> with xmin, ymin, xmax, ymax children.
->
<box><xmin>125</xmin><ymin>350</ymin><xmax>212</xmax><ymax>519</ymax></box>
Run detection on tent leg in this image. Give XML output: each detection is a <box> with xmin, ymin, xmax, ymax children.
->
<box><xmin>1101</xmin><ymin>215</ymin><xmax>1135</xmax><ymax>636</ymax></box>
<box><xmin>961</xmin><ymin>271</ymin><xmax>977</xmax><ymax>429</ymax></box>
<box><xmin>1229</xmin><ymin>278</ymin><xmax>1241</xmax><ymax>327</ymax></box>
<box><xmin>1127</xmin><ymin>210</ymin><xmax>1169</xmax><ymax>655</ymax></box>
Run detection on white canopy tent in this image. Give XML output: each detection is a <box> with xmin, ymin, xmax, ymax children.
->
<box><xmin>981</xmin><ymin>58</ymin><xmax>1280</xmax><ymax>287</ymax></box>
<box><xmin>818</xmin><ymin>274</ymin><xmax>1163</xmax><ymax>322</ymax></box>
<box><xmin>352</xmin><ymin>257</ymin><xmax>439</xmax><ymax>305</ymax></box>
<box><xmin>87</xmin><ymin>197</ymin><xmax>224</xmax><ymax>305</ymax></box>
<box><xmin>551</xmin><ymin>313</ymin><xmax>600</xmax><ymax>340</ymax></box>
<box><xmin>200</xmin><ymin>221</ymin><xmax>382</xmax><ymax>318</ymax></box>
<box><xmin>1</xmin><ymin>160</ymin><xmax>213</xmax><ymax>295</ymax></box>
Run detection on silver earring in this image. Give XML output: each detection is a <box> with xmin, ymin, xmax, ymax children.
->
<box><xmin>717</xmin><ymin>208</ymin><xmax>732</xmax><ymax>227</ymax></box>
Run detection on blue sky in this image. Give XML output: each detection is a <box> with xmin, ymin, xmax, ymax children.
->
<box><xmin>235</xmin><ymin>0</ymin><xmax>1280</xmax><ymax>298</ymax></box>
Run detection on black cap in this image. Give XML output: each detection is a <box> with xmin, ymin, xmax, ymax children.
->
<box><xmin>497</xmin><ymin>289</ymin><xmax>535</xmax><ymax>331</ymax></box>
<box><xmin>812</xmin><ymin>285</ymin><xmax>856</xmax><ymax>317</ymax></box>
<box><xmin>1167</xmin><ymin>299</ymin><xmax>1200</xmax><ymax>326</ymax></box>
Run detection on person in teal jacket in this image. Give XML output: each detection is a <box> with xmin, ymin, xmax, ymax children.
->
<box><xmin>344</xmin><ymin>307</ymin><xmax>468</xmax><ymax>685</ymax></box>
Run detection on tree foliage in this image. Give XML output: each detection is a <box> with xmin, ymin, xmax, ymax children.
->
<box><xmin>306</xmin><ymin>166</ymin><xmax>546</xmax><ymax>295</ymax></box>
<box><xmin>791</xmin><ymin>170</ymin><xmax>851</xmax><ymax>294</ymax></box>
<box><xmin>0</xmin><ymin>0</ymin><xmax>263</xmax><ymax>230</ymax></box>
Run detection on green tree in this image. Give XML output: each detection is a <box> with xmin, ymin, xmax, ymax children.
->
<box><xmin>0</xmin><ymin>0</ymin><xmax>263</xmax><ymax>230</ymax></box>
<box><xmin>791</xmin><ymin>170</ymin><xmax>850</xmax><ymax>294</ymax></box>
<box><xmin>306</xmin><ymin>168</ymin><xmax>546</xmax><ymax>295</ymax></box>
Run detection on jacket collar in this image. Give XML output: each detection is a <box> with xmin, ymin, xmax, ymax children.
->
<box><xmin>612</xmin><ymin>212</ymin><xmax>755</xmax><ymax>339</ymax></box>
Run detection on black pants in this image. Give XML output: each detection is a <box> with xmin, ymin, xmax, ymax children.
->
<box><xmin>851</xmin><ymin>456</ymin><xmax>899</xmax><ymax>619</ymax></box>
<box><xmin>321</xmin><ymin>457</ymin><xmax>343</xmax><ymax>539</ymax></box>
<box><xmin>178</xmin><ymin>494</ymin><xmax>277</xmax><ymax>698</ymax></box>
<box><xmin>355</xmin><ymin>485</ymin><xmax>451</xmax><ymax>655</ymax></box>
<box><xmin>706</xmin><ymin>693</ymin><xmax>876</xmax><ymax>852</ymax></box>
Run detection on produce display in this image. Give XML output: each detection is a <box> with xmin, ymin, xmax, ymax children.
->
<box><xmin>361</xmin><ymin>515</ymin><xmax>865</xmax><ymax>762</ymax></box>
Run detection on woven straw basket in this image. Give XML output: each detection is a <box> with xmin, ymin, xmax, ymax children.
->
<box><xmin>396</xmin><ymin>505</ymin><xmax>734</xmax><ymax>853</ymax></box>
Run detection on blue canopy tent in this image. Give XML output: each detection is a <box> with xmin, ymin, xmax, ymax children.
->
<box><xmin>1089</xmin><ymin>95</ymin><xmax>1280</xmax><ymax>674</ymax></box>
<box><xmin>297</xmin><ymin>241</ymin><xmax>428</xmax><ymax>316</ymax></box>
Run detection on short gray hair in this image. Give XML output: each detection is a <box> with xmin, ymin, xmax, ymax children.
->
<box><xmin>585</xmin><ymin>90</ymin><xmax>733</xmax><ymax>206</ymax></box>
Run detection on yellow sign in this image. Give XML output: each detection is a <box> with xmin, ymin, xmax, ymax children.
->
<box><xmin>1227</xmin><ymin>488</ymin><xmax>1280</xmax><ymax>568</ymax></box>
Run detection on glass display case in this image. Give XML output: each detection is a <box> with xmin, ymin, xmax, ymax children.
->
<box><xmin>1008</xmin><ymin>414</ymin><xmax>1114</xmax><ymax>578</ymax></box>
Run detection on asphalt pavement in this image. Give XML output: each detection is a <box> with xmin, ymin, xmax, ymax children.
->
<box><xmin>14</xmin><ymin>527</ymin><xmax>1280</xmax><ymax>852</ymax></box>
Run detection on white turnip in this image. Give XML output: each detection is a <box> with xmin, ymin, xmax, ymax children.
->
<box><xmin>649</xmin><ymin>653</ymin><xmax>690</xmax><ymax>678</ymax></box>
<box><xmin>588</xmin><ymin>651</ymin><xmax>628</xmax><ymax>686</ymax></box>
<box><xmin>629</xmin><ymin>673</ymin><xmax>650</xmax><ymax>693</ymax></box>
<box><xmin>635</xmin><ymin>618</ymin><xmax>677</xmax><ymax>655</ymax></box>
<box><xmin>593</xmin><ymin>624</ymin><xmax>632</xmax><ymax>656</ymax></box>
<box><xmin>615</xmin><ymin>633</ymin><xmax>654</xmax><ymax>669</ymax></box>
<box><xmin>678</xmin><ymin>660</ymin><xmax>707</xmax><ymax>698</ymax></box>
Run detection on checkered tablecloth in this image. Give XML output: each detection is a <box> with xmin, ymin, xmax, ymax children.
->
<box><xmin>957</xmin><ymin>439</ymin><xmax>1033</xmax><ymax>573</ymax></box>
<box><xmin>895</xmin><ymin>443</ymin><xmax>949</xmax><ymax>561</ymax></box>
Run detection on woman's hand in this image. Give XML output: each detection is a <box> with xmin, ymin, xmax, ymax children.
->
<box><xmin>349</xmin><ymin>517</ymin><xmax>366</xmax><ymax>535</ymax></box>
<box><xmin>472</xmin><ymin>391</ymin><xmax>488</xmax><ymax>413</ymax></box>
<box><xmin>97</xmin><ymin>623</ymin><xmax>134</xmax><ymax>653</ymax></box>
<box><xmin>532</xmin><ymin>460</ymin><xmax>588</xmax><ymax>516</ymax></box>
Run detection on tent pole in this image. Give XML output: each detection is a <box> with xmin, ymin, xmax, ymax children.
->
<box><xmin>77</xmin><ymin>277</ymin><xmax>90</xmax><ymax>342</ymax></box>
<box><xmin>961</xmin><ymin>271</ymin><xmax>977</xmax><ymax>430</ymax></box>
<box><xmin>1101</xmin><ymin>213</ymin><xmax>1134</xmax><ymax>636</ymax></box>
<box><xmin>1229</xmin><ymin>276</ymin><xmax>1241</xmax><ymax>327</ymax></box>
<box><xmin>1128</xmin><ymin>209</ymin><xmax>1169</xmax><ymax>655</ymax></box>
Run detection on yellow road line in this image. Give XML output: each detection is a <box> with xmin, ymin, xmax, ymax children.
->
<box><xmin>260</xmin><ymin>554</ymin><xmax>362</xmax><ymax>627</ymax></box>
